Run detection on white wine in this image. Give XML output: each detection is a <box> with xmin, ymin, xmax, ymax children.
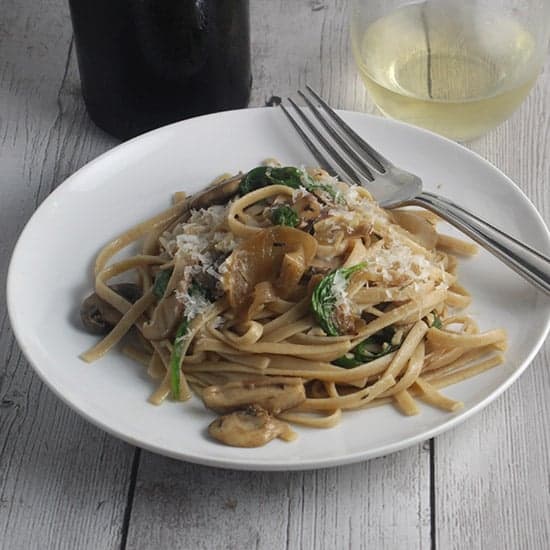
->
<box><xmin>352</xmin><ymin>2</ymin><xmax>540</xmax><ymax>141</ymax></box>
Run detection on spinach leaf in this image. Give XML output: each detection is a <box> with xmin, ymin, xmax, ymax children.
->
<box><xmin>425</xmin><ymin>310</ymin><xmax>442</xmax><ymax>329</ymax></box>
<box><xmin>239</xmin><ymin>166</ymin><xmax>303</xmax><ymax>195</ymax></box>
<box><xmin>169</xmin><ymin>317</ymin><xmax>190</xmax><ymax>399</ymax></box>
<box><xmin>272</xmin><ymin>205</ymin><xmax>299</xmax><ymax>227</ymax></box>
<box><xmin>167</xmin><ymin>282</ymin><xmax>213</xmax><ymax>399</ymax></box>
<box><xmin>238</xmin><ymin>165</ymin><xmax>341</xmax><ymax>203</ymax></box>
<box><xmin>331</xmin><ymin>355</ymin><xmax>363</xmax><ymax>368</ymax></box>
<box><xmin>152</xmin><ymin>268</ymin><xmax>173</xmax><ymax>299</ymax></box>
<box><xmin>311</xmin><ymin>263</ymin><xmax>366</xmax><ymax>336</ymax></box>
<box><xmin>305</xmin><ymin>180</ymin><xmax>341</xmax><ymax>202</ymax></box>
<box><xmin>332</xmin><ymin>327</ymin><xmax>399</xmax><ymax>368</ymax></box>
<box><xmin>268</xmin><ymin>166</ymin><xmax>304</xmax><ymax>188</ymax></box>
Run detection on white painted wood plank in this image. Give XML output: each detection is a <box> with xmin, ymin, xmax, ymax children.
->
<box><xmin>126</xmin><ymin>2</ymin><xmax>430</xmax><ymax>549</ymax></box>
<box><xmin>0</xmin><ymin>1</ymin><xmax>134</xmax><ymax>548</ymax></box>
<box><xmin>434</xmin><ymin>60</ymin><xmax>550</xmax><ymax>549</ymax></box>
<box><xmin>126</xmin><ymin>445</ymin><xmax>430</xmax><ymax>550</ymax></box>
<box><xmin>3</xmin><ymin>0</ymin><xmax>547</xmax><ymax>548</ymax></box>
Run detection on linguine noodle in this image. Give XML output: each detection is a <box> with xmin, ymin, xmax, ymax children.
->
<box><xmin>80</xmin><ymin>163</ymin><xmax>506</xmax><ymax>446</ymax></box>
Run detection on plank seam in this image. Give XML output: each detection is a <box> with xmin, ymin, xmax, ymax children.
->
<box><xmin>430</xmin><ymin>438</ymin><xmax>436</xmax><ymax>550</ymax></box>
<box><xmin>119</xmin><ymin>447</ymin><xmax>141</xmax><ymax>550</ymax></box>
<box><xmin>34</xmin><ymin>36</ymin><xmax>74</xmax><ymax>209</ymax></box>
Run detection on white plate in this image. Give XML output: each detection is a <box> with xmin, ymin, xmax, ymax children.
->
<box><xmin>7</xmin><ymin>108</ymin><xmax>550</xmax><ymax>471</ymax></box>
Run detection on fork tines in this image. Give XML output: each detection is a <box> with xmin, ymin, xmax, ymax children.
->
<box><xmin>280</xmin><ymin>85</ymin><xmax>390</xmax><ymax>185</ymax></box>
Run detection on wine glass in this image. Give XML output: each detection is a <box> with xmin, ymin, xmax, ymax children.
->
<box><xmin>351</xmin><ymin>0</ymin><xmax>550</xmax><ymax>141</ymax></box>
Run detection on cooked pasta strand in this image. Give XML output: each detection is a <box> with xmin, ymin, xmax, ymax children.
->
<box><xmin>79</xmin><ymin>166</ymin><xmax>507</xmax><ymax>448</ymax></box>
<box><xmin>414</xmin><ymin>378</ymin><xmax>463</xmax><ymax>412</ymax></box>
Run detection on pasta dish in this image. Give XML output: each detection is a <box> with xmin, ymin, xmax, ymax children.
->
<box><xmin>79</xmin><ymin>162</ymin><xmax>506</xmax><ymax>447</ymax></box>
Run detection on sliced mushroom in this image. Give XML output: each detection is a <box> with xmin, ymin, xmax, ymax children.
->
<box><xmin>140</xmin><ymin>258</ymin><xmax>190</xmax><ymax>341</ymax></box>
<box><xmin>208</xmin><ymin>405</ymin><xmax>297</xmax><ymax>447</ymax></box>
<box><xmin>201</xmin><ymin>377</ymin><xmax>306</xmax><ymax>415</ymax></box>
<box><xmin>80</xmin><ymin>283</ymin><xmax>141</xmax><ymax>335</ymax></box>
<box><xmin>192</xmin><ymin>268</ymin><xmax>222</xmax><ymax>300</ymax></box>
<box><xmin>278</xmin><ymin>246</ymin><xmax>306</xmax><ymax>297</ymax></box>
<box><xmin>141</xmin><ymin>293</ymin><xmax>184</xmax><ymax>341</ymax></box>
<box><xmin>222</xmin><ymin>226</ymin><xmax>318</xmax><ymax>316</ymax></box>
<box><xmin>247</xmin><ymin>281</ymin><xmax>278</xmax><ymax>319</ymax></box>
<box><xmin>189</xmin><ymin>173</ymin><xmax>242</xmax><ymax>210</ymax></box>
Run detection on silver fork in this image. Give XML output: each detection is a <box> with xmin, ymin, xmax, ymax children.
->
<box><xmin>280</xmin><ymin>86</ymin><xmax>550</xmax><ymax>296</ymax></box>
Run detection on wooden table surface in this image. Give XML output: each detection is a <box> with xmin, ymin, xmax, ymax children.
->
<box><xmin>1</xmin><ymin>1</ymin><xmax>549</xmax><ymax>548</ymax></box>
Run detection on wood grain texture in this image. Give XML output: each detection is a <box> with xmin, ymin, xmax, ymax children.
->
<box><xmin>249</xmin><ymin>0</ymin><xmax>375</xmax><ymax>114</ymax></box>
<box><xmin>125</xmin><ymin>2</ymin><xmax>429</xmax><ymax>549</ymax></box>
<box><xmin>0</xmin><ymin>1</ymin><xmax>132</xmax><ymax>549</ymax></box>
<box><xmin>434</xmin><ymin>59</ymin><xmax>550</xmax><ymax>550</ymax></box>
<box><xmin>125</xmin><ymin>445</ymin><xmax>430</xmax><ymax>550</ymax></box>
<box><xmin>0</xmin><ymin>0</ymin><xmax>548</xmax><ymax>548</ymax></box>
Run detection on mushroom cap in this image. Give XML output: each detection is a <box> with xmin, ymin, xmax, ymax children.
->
<box><xmin>80</xmin><ymin>283</ymin><xmax>140</xmax><ymax>335</ymax></box>
<box><xmin>207</xmin><ymin>405</ymin><xmax>296</xmax><ymax>448</ymax></box>
<box><xmin>222</xmin><ymin>226</ymin><xmax>318</xmax><ymax>315</ymax></box>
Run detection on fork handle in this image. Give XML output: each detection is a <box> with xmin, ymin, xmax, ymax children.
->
<box><xmin>408</xmin><ymin>191</ymin><xmax>550</xmax><ymax>296</ymax></box>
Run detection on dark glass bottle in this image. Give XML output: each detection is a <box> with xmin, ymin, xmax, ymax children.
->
<box><xmin>69</xmin><ymin>0</ymin><xmax>251</xmax><ymax>140</ymax></box>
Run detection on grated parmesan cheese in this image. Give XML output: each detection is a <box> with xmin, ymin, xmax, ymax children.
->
<box><xmin>160</xmin><ymin>203</ymin><xmax>242</xmax><ymax>306</ymax></box>
<box><xmin>332</xmin><ymin>270</ymin><xmax>352</xmax><ymax>315</ymax></box>
<box><xmin>164</xmin><ymin>204</ymin><xmax>238</xmax><ymax>267</ymax></box>
<box><xmin>344</xmin><ymin>186</ymin><xmax>386</xmax><ymax>224</ymax></box>
<box><xmin>177</xmin><ymin>287</ymin><xmax>211</xmax><ymax>320</ymax></box>
<box><xmin>364</xmin><ymin>236</ymin><xmax>444</xmax><ymax>287</ymax></box>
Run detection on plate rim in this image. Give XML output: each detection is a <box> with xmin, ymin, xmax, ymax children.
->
<box><xmin>7</xmin><ymin>107</ymin><xmax>550</xmax><ymax>471</ymax></box>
